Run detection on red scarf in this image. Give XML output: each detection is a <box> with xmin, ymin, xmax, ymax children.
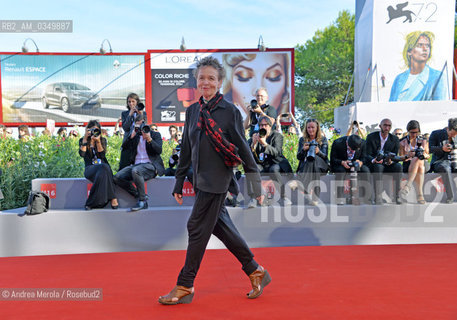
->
<box><xmin>197</xmin><ymin>93</ymin><xmax>242</xmax><ymax>168</ymax></box>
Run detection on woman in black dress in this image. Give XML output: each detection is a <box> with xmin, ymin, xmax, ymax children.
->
<box><xmin>296</xmin><ymin>119</ymin><xmax>329</xmax><ymax>205</ymax></box>
<box><xmin>79</xmin><ymin>120</ymin><xmax>118</xmax><ymax>210</ymax></box>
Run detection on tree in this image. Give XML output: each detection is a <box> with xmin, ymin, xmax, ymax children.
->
<box><xmin>294</xmin><ymin>10</ymin><xmax>355</xmax><ymax>127</ymax></box>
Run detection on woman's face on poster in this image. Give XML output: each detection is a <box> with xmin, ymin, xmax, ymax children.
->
<box><xmin>231</xmin><ymin>54</ymin><xmax>286</xmax><ymax>114</ymax></box>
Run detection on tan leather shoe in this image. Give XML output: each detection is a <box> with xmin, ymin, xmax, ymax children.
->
<box><xmin>247</xmin><ymin>266</ymin><xmax>271</xmax><ymax>299</ymax></box>
<box><xmin>158</xmin><ymin>285</ymin><xmax>194</xmax><ymax>305</ymax></box>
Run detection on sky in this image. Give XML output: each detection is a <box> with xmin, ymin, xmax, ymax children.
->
<box><xmin>0</xmin><ymin>0</ymin><xmax>355</xmax><ymax>53</ymax></box>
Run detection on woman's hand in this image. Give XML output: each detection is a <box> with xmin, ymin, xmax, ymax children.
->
<box><xmin>173</xmin><ymin>193</ymin><xmax>183</xmax><ymax>205</ymax></box>
<box><xmin>302</xmin><ymin>143</ymin><xmax>310</xmax><ymax>151</ymax></box>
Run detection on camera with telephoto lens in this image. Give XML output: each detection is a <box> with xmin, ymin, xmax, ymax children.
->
<box><xmin>347</xmin><ymin>160</ymin><xmax>361</xmax><ymax>172</ymax></box>
<box><xmin>447</xmin><ymin>143</ymin><xmax>457</xmax><ymax>170</ymax></box>
<box><xmin>134</xmin><ymin>123</ymin><xmax>150</xmax><ymax>134</ymax></box>
<box><xmin>375</xmin><ymin>150</ymin><xmax>403</xmax><ymax>163</ymax></box>
<box><xmin>415</xmin><ymin>136</ymin><xmax>425</xmax><ymax>160</ymax></box>
<box><xmin>306</xmin><ymin>140</ymin><xmax>318</xmax><ymax>161</ymax></box>
<box><xmin>90</xmin><ymin>128</ymin><xmax>101</xmax><ymax>137</ymax></box>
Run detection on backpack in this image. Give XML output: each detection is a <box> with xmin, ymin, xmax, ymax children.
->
<box><xmin>21</xmin><ymin>191</ymin><xmax>50</xmax><ymax>216</ymax></box>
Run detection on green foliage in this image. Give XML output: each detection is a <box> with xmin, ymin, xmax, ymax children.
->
<box><xmin>294</xmin><ymin>10</ymin><xmax>355</xmax><ymax>127</ymax></box>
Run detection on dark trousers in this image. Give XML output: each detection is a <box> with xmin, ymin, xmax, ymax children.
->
<box><xmin>177</xmin><ymin>189</ymin><xmax>258</xmax><ymax>288</ymax></box>
<box><xmin>114</xmin><ymin>163</ymin><xmax>156</xmax><ymax>201</ymax></box>
<box><xmin>369</xmin><ymin>162</ymin><xmax>402</xmax><ymax>199</ymax></box>
<box><xmin>432</xmin><ymin>160</ymin><xmax>456</xmax><ymax>200</ymax></box>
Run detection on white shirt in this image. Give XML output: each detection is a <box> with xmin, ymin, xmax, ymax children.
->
<box><xmin>134</xmin><ymin>136</ymin><xmax>150</xmax><ymax>164</ymax></box>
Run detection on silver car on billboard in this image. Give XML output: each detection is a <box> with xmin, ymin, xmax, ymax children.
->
<box><xmin>42</xmin><ymin>82</ymin><xmax>101</xmax><ymax>113</ymax></box>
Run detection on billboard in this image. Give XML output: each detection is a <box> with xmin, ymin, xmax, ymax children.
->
<box><xmin>355</xmin><ymin>0</ymin><xmax>455</xmax><ymax>102</ymax></box>
<box><xmin>0</xmin><ymin>53</ymin><xmax>146</xmax><ymax>125</ymax></box>
<box><xmin>148</xmin><ymin>49</ymin><xmax>294</xmax><ymax>124</ymax></box>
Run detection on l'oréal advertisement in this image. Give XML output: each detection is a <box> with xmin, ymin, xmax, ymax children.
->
<box><xmin>148</xmin><ymin>50</ymin><xmax>294</xmax><ymax>124</ymax></box>
<box><xmin>0</xmin><ymin>54</ymin><xmax>145</xmax><ymax>124</ymax></box>
<box><xmin>369</xmin><ymin>0</ymin><xmax>455</xmax><ymax>102</ymax></box>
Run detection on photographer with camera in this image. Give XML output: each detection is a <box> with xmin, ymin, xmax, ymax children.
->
<box><xmin>243</xmin><ymin>88</ymin><xmax>277</xmax><ymax>137</ymax></box>
<box><xmin>398</xmin><ymin>120</ymin><xmax>430</xmax><ymax>204</ymax></box>
<box><xmin>119</xmin><ymin>93</ymin><xmax>147</xmax><ymax>170</ymax></box>
<box><xmin>275</xmin><ymin>112</ymin><xmax>301</xmax><ymax>137</ymax></box>
<box><xmin>296</xmin><ymin>119</ymin><xmax>329</xmax><ymax>206</ymax></box>
<box><xmin>365</xmin><ymin>118</ymin><xmax>403</xmax><ymax>205</ymax></box>
<box><xmin>346</xmin><ymin>120</ymin><xmax>366</xmax><ymax>139</ymax></box>
<box><xmin>114</xmin><ymin>113</ymin><xmax>165</xmax><ymax>211</ymax></box>
<box><xmin>165</xmin><ymin>137</ymin><xmax>194</xmax><ymax>184</ymax></box>
<box><xmin>79</xmin><ymin>120</ymin><xmax>118</xmax><ymax>210</ymax></box>
<box><xmin>247</xmin><ymin>116</ymin><xmax>293</xmax><ymax>207</ymax></box>
<box><xmin>330</xmin><ymin>134</ymin><xmax>370</xmax><ymax>205</ymax></box>
<box><xmin>429</xmin><ymin>118</ymin><xmax>457</xmax><ymax>204</ymax></box>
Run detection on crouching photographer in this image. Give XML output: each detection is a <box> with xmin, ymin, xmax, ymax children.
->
<box><xmin>429</xmin><ymin>117</ymin><xmax>457</xmax><ymax>203</ymax></box>
<box><xmin>114</xmin><ymin>114</ymin><xmax>165</xmax><ymax>211</ymax></box>
<box><xmin>164</xmin><ymin>138</ymin><xmax>193</xmax><ymax>185</ymax></box>
<box><xmin>330</xmin><ymin>134</ymin><xmax>370</xmax><ymax>205</ymax></box>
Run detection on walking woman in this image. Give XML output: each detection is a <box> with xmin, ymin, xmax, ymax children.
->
<box><xmin>79</xmin><ymin>120</ymin><xmax>118</xmax><ymax>210</ymax></box>
<box><xmin>158</xmin><ymin>56</ymin><xmax>270</xmax><ymax>305</ymax></box>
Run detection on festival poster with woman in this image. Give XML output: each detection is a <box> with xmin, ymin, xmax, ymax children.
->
<box><xmin>148</xmin><ymin>49</ymin><xmax>293</xmax><ymax>124</ymax></box>
<box><xmin>368</xmin><ymin>0</ymin><xmax>454</xmax><ymax>102</ymax></box>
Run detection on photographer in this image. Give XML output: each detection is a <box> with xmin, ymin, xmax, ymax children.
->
<box><xmin>247</xmin><ymin>116</ymin><xmax>292</xmax><ymax>207</ymax></box>
<box><xmin>164</xmin><ymin>138</ymin><xmax>193</xmax><ymax>184</ymax></box>
<box><xmin>330</xmin><ymin>134</ymin><xmax>370</xmax><ymax>205</ymax></box>
<box><xmin>114</xmin><ymin>114</ymin><xmax>165</xmax><ymax>211</ymax></box>
<box><xmin>296</xmin><ymin>119</ymin><xmax>329</xmax><ymax>206</ymax></box>
<box><xmin>429</xmin><ymin>118</ymin><xmax>457</xmax><ymax>203</ymax></box>
<box><xmin>364</xmin><ymin>118</ymin><xmax>402</xmax><ymax>205</ymax></box>
<box><xmin>119</xmin><ymin>93</ymin><xmax>147</xmax><ymax>170</ymax></box>
<box><xmin>275</xmin><ymin>112</ymin><xmax>301</xmax><ymax>137</ymax></box>
<box><xmin>346</xmin><ymin>120</ymin><xmax>366</xmax><ymax>139</ymax></box>
<box><xmin>79</xmin><ymin>120</ymin><xmax>118</xmax><ymax>210</ymax></box>
<box><xmin>399</xmin><ymin>120</ymin><xmax>430</xmax><ymax>204</ymax></box>
<box><xmin>243</xmin><ymin>88</ymin><xmax>277</xmax><ymax>137</ymax></box>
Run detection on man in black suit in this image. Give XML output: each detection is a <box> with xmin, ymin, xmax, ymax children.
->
<box><xmin>248</xmin><ymin>116</ymin><xmax>293</xmax><ymax>207</ymax></box>
<box><xmin>364</xmin><ymin>118</ymin><xmax>402</xmax><ymax>205</ymax></box>
<box><xmin>114</xmin><ymin>114</ymin><xmax>165</xmax><ymax>211</ymax></box>
<box><xmin>429</xmin><ymin>118</ymin><xmax>457</xmax><ymax>203</ymax></box>
<box><xmin>330</xmin><ymin>134</ymin><xmax>370</xmax><ymax>205</ymax></box>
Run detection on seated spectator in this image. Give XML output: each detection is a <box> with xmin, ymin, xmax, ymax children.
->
<box><xmin>4</xmin><ymin>128</ymin><xmax>13</xmax><ymax>138</ymax></box>
<box><xmin>399</xmin><ymin>120</ymin><xmax>430</xmax><ymax>204</ymax></box>
<box><xmin>364</xmin><ymin>118</ymin><xmax>402</xmax><ymax>205</ymax></box>
<box><xmin>168</xmin><ymin>125</ymin><xmax>178</xmax><ymax>143</ymax></box>
<box><xmin>393</xmin><ymin>128</ymin><xmax>404</xmax><ymax>139</ymax></box>
<box><xmin>296</xmin><ymin>119</ymin><xmax>329</xmax><ymax>205</ymax></box>
<box><xmin>330</xmin><ymin>134</ymin><xmax>370</xmax><ymax>205</ymax></box>
<box><xmin>429</xmin><ymin>117</ymin><xmax>457</xmax><ymax>203</ymax></box>
<box><xmin>0</xmin><ymin>125</ymin><xmax>6</xmax><ymax>137</ymax></box>
<box><xmin>247</xmin><ymin>116</ymin><xmax>293</xmax><ymax>207</ymax></box>
<box><xmin>18</xmin><ymin>124</ymin><xmax>31</xmax><ymax>141</ymax></box>
<box><xmin>57</xmin><ymin>127</ymin><xmax>67</xmax><ymax>138</ymax></box>
<box><xmin>79</xmin><ymin>120</ymin><xmax>118</xmax><ymax>210</ymax></box>
<box><xmin>114</xmin><ymin>114</ymin><xmax>165</xmax><ymax>211</ymax></box>
<box><xmin>42</xmin><ymin>129</ymin><xmax>52</xmax><ymax>136</ymax></box>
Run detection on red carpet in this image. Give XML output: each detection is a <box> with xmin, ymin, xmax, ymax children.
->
<box><xmin>1</xmin><ymin>244</ymin><xmax>457</xmax><ymax>320</ymax></box>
